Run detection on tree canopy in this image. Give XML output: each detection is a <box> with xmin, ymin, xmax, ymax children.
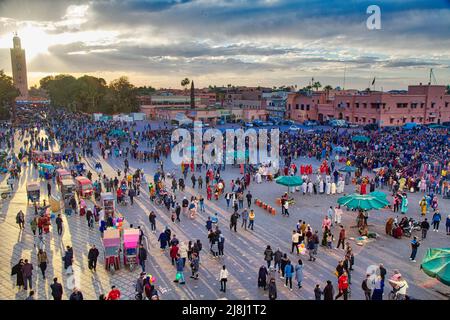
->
<box><xmin>0</xmin><ymin>70</ymin><xmax>20</xmax><ymax>120</ymax></box>
<box><xmin>38</xmin><ymin>74</ymin><xmax>140</xmax><ymax>114</ymax></box>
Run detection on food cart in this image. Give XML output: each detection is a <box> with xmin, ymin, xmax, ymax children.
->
<box><xmin>56</xmin><ymin>168</ymin><xmax>72</xmax><ymax>186</ymax></box>
<box><xmin>38</xmin><ymin>163</ymin><xmax>55</xmax><ymax>180</ymax></box>
<box><xmin>26</xmin><ymin>181</ymin><xmax>40</xmax><ymax>204</ymax></box>
<box><xmin>100</xmin><ymin>192</ymin><xmax>115</xmax><ymax>218</ymax></box>
<box><xmin>75</xmin><ymin>176</ymin><xmax>93</xmax><ymax>198</ymax></box>
<box><xmin>123</xmin><ymin>228</ymin><xmax>140</xmax><ymax>271</ymax></box>
<box><xmin>102</xmin><ymin>228</ymin><xmax>121</xmax><ymax>272</ymax></box>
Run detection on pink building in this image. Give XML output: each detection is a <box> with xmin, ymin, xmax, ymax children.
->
<box><xmin>287</xmin><ymin>84</ymin><xmax>450</xmax><ymax>126</ymax></box>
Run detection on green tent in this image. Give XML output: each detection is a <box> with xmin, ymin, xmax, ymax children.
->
<box><xmin>428</xmin><ymin>124</ymin><xmax>448</xmax><ymax>129</ymax></box>
<box><xmin>337</xmin><ymin>193</ymin><xmax>389</xmax><ymax>210</ymax></box>
<box><xmin>421</xmin><ymin>248</ymin><xmax>450</xmax><ymax>286</ymax></box>
<box><xmin>108</xmin><ymin>129</ymin><xmax>127</xmax><ymax>137</ymax></box>
<box><xmin>275</xmin><ymin>176</ymin><xmax>304</xmax><ymax>187</ymax></box>
<box><xmin>339</xmin><ymin>165</ymin><xmax>357</xmax><ymax>173</ymax></box>
<box><xmin>369</xmin><ymin>191</ymin><xmax>388</xmax><ymax>200</ymax></box>
<box><xmin>352</xmin><ymin>135</ymin><xmax>370</xmax><ymax>143</ymax></box>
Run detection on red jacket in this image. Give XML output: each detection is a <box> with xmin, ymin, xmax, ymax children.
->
<box><xmin>338</xmin><ymin>275</ymin><xmax>349</xmax><ymax>290</ymax></box>
<box><xmin>107</xmin><ymin>289</ymin><xmax>121</xmax><ymax>300</ymax></box>
<box><xmin>170</xmin><ymin>246</ymin><xmax>179</xmax><ymax>259</ymax></box>
<box><xmin>339</xmin><ymin>228</ymin><xmax>346</xmax><ymax>240</ymax></box>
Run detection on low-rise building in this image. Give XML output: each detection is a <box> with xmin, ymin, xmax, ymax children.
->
<box><xmin>287</xmin><ymin>84</ymin><xmax>450</xmax><ymax>126</ymax></box>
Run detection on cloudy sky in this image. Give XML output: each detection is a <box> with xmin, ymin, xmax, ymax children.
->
<box><xmin>0</xmin><ymin>0</ymin><xmax>449</xmax><ymax>90</ymax></box>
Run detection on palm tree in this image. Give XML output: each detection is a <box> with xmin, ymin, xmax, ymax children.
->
<box><xmin>324</xmin><ymin>85</ymin><xmax>333</xmax><ymax>100</ymax></box>
<box><xmin>312</xmin><ymin>81</ymin><xmax>322</xmax><ymax>91</ymax></box>
<box><xmin>181</xmin><ymin>78</ymin><xmax>190</xmax><ymax>91</ymax></box>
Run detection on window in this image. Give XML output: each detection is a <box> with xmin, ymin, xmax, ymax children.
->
<box><xmin>446</xmin><ymin>102</ymin><xmax>449</xmax><ymax>108</ymax></box>
<box><xmin>306</xmin><ymin>105</ymin><xmax>310</xmax><ymax>111</ymax></box>
<box><xmin>355</xmin><ymin>103</ymin><xmax>359</xmax><ymax>108</ymax></box>
<box><xmin>288</xmin><ymin>104</ymin><xmax>291</xmax><ymax>110</ymax></box>
<box><xmin>362</xmin><ymin>117</ymin><xmax>366</xmax><ymax>123</ymax></box>
<box><xmin>363</xmin><ymin>103</ymin><xmax>367</xmax><ymax>108</ymax></box>
<box><xmin>431</xmin><ymin>103</ymin><xmax>435</xmax><ymax>108</ymax></box>
<box><xmin>347</xmin><ymin>103</ymin><xmax>350</xmax><ymax>108</ymax></box>
<box><xmin>420</xmin><ymin>103</ymin><xmax>424</xmax><ymax>108</ymax></box>
<box><xmin>300</xmin><ymin>104</ymin><xmax>304</xmax><ymax>110</ymax></box>
<box><xmin>411</xmin><ymin>103</ymin><xmax>417</xmax><ymax>109</ymax></box>
<box><xmin>295</xmin><ymin>104</ymin><xmax>299</xmax><ymax>110</ymax></box>
<box><xmin>390</xmin><ymin>118</ymin><xmax>394</xmax><ymax>124</ymax></box>
<box><xmin>355</xmin><ymin>117</ymin><xmax>358</xmax><ymax>122</ymax></box>
<box><xmin>382</xmin><ymin>103</ymin><xmax>386</xmax><ymax>109</ymax></box>
<box><xmin>396</xmin><ymin>103</ymin><xmax>408</xmax><ymax>108</ymax></box>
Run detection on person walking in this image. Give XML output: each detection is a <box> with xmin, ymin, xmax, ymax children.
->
<box><xmin>50</xmin><ymin>277</ymin><xmax>63</xmax><ymax>300</ymax></box>
<box><xmin>16</xmin><ymin>210</ymin><xmax>25</xmax><ymax>229</ymax></box>
<box><xmin>323</xmin><ymin>280</ymin><xmax>334</xmax><ymax>300</ymax></box>
<box><xmin>219</xmin><ymin>265</ymin><xmax>228</xmax><ymax>293</ymax></box>
<box><xmin>22</xmin><ymin>259</ymin><xmax>33</xmax><ymax>291</ymax></box>
<box><xmin>294</xmin><ymin>259</ymin><xmax>304</xmax><ymax>289</ymax></box>
<box><xmin>190</xmin><ymin>252</ymin><xmax>199</xmax><ymax>280</ymax></box>
<box><xmin>218</xmin><ymin>233</ymin><xmax>225</xmax><ymax>257</ymax></box>
<box><xmin>174</xmin><ymin>254</ymin><xmax>186</xmax><ymax>285</ymax></box>
<box><xmin>69</xmin><ymin>287</ymin><xmax>83</xmax><ymax>300</ymax></box>
<box><xmin>30</xmin><ymin>217</ymin><xmax>38</xmax><ymax>236</ymax></box>
<box><xmin>55</xmin><ymin>214</ymin><xmax>63</xmax><ymax>236</ymax></box>
<box><xmin>337</xmin><ymin>225</ymin><xmax>346</xmax><ymax>250</ymax></box>
<box><xmin>88</xmin><ymin>245</ymin><xmax>99</xmax><ymax>272</ymax></box>
<box><xmin>432</xmin><ymin>210</ymin><xmax>442</xmax><ymax>232</ymax></box>
<box><xmin>409</xmin><ymin>236</ymin><xmax>420</xmax><ymax>262</ymax></box>
<box><xmin>63</xmin><ymin>246</ymin><xmax>73</xmax><ymax>270</ymax></box>
<box><xmin>37</xmin><ymin>249</ymin><xmax>48</xmax><ymax>279</ymax></box>
<box><xmin>241</xmin><ymin>209</ymin><xmax>248</xmax><ymax>230</ymax></box>
<box><xmin>362</xmin><ymin>274</ymin><xmax>372</xmax><ymax>300</ymax></box>
<box><xmin>107</xmin><ymin>286</ymin><xmax>121</xmax><ymax>300</ymax></box>
<box><xmin>138</xmin><ymin>244</ymin><xmax>147</xmax><ymax>272</ymax></box>
<box><xmin>11</xmin><ymin>259</ymin><xmax>25</xmax><ymax>290</ymax></box>
<box><xmin>284</xmin><ymin>260</ymin><xmax>294</xmax><ymax>291</ymax></box>
<box><xmin>149</xmin><ymin>211</ymin><xmax>157</xmax><ymax>232</ymax></box>
<box><xmin>47</xmin><ymin>181</ymin><xmax>52</xmax><ymax>197</ymax></box>
<box><xmin>335</xmin><ymin>271</ymin><xmax>349</xmax><ymax>300</ymax></box>
<box><xmin>446</xmin><ymin>214</ymin><xmax>450</xmax><ymax>235</ymax></box>
<box><xmin>230</xmin><ymin>211</ymin><xmax>239</xmax><ymax>232</ymax></box>
<box><xmin>248</xmin><ymin>210</ymin><xmax>255</xmax><ymax>230</ymax></box>
<box><xmin>246</xmin><ymin>191</ymin><xmax>253</xmax><ymax>208</ymax></box>
<box><xmin>291</xmin><ymin>230</ymin><xmax>300</xmax><ymax>254</ymax></box>
<box><xmin>421</xmin><ymin>218</ymin><xmax>430</xmax><ymax>239</ymax></box>
<box><xmin>258</xmin><ymin>265</ymin><xmax>269</xmax><ymax>290</ymax></box>
<box><xmin>264</xmin><ymin>245</ymin><xmax>274</xmax><ymax>269</ymax></box>
<box><xmin>314</xmin><ymin>284</ymin><xmax>323</xmax><ymax>300</ymax></box>
<box><xmin>268</xmin><ymin>277</ymin><xmax>277</xmax><ymax>300</ymax></box>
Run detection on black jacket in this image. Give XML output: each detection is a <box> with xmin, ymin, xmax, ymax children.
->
<box><xmin>138</xmin><ymin>248</ymin><xmax>147</xmax><ymax>261</ymax></box>
<box><xmin>323</xmin><ymin>284</ymin><xmax>334</xmax><ymax>300</ymax></box>
<box><xmin>88</xmin><ymin>248</ymin><xmax>99</xmax><ymax>260</ymax></box>
<box><xmin>50</xmin><ymin>282</ymin><xmax>63</xmax><ymax>298</ymax></box>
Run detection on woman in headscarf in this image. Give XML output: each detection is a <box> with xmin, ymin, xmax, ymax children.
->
<box><xmin>257</xmin><ymin>265</ymin><xmax>269</xmax><ymax>290</ymax></box>
<box><xmin>11</xmin><ymin>259</ymin><xmax>25</xmax><ymax>290</ymax></box>
<box><xmin>268</xmin><ymin>277</ymin><xmax>277</xmax><ymax>300</ymax></box>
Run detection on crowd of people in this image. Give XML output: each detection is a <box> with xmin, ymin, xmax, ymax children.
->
<box><xmin>2</xmin><ymin>106</ymin><xmax>449</xmax><ymax>301</ymax></box>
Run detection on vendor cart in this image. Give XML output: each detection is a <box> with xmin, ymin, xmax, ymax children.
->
<box><xmin>100</xmin><ymin>192</ymin><xmax>115</xmax><ymax>219</ymax></box>
<box><xmin>123</xmin><ymin>228</ymin><xmax>140</xmax><ymax>271</ymax></box>
<box><xmin>102</xmin><ymin>229</ymin><xmax>121</xmax><ymax>273</ymax></box>
<box><xmin>75</xmin><ymin>176</ymin><xmax>93</xmax><ymax>198</ymax></box>
<box><xmin>26</xmin><ymin>181</ymin><xmax>40</xmax><ymax>204</ymax></box>
<box><xmin>56</xmin><ymin>168</ymin><xmax>72</xmax><ymax>187</ymax></box>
